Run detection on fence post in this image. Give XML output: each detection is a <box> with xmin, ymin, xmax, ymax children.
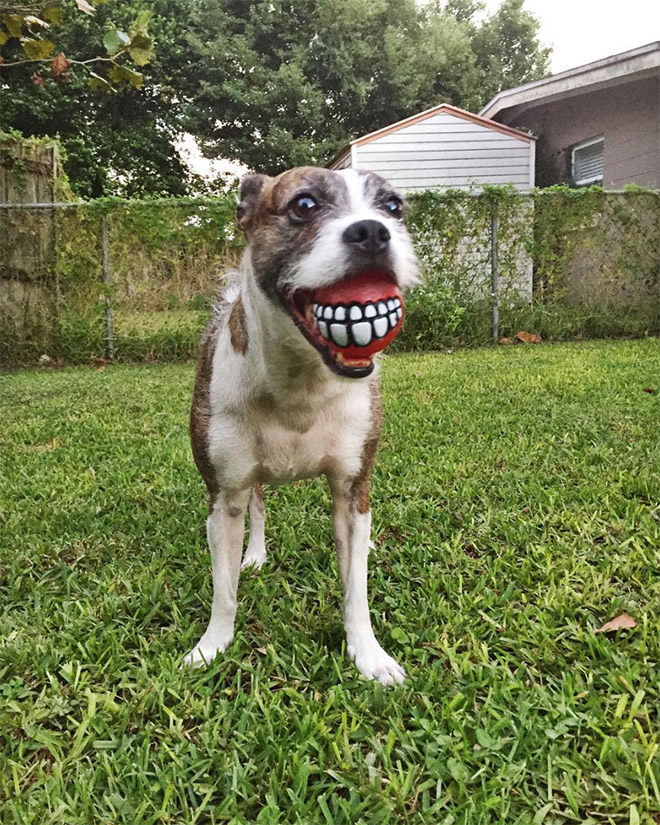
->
<box><xmin>490</xmin><ymin>200</ymin><xmax>499</xmax><ymax>343</ymax></box>
<box><xmin>101</xmin><ymin>213</ymin><xmax>115</xmax><ymax>360</ymax></box>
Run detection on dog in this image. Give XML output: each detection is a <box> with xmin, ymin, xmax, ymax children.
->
<box><xmin>185</xmin><ymin>166</ymin><xmax>419</xmax><ymax>684</ymax></box>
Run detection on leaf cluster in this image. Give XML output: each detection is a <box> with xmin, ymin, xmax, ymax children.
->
<box><xmin>0</xmin><ymin>0</ymin><xmax>154</xmax><ymax>89</ymax></box>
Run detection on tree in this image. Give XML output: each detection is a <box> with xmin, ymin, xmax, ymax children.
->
<box><xmin>0</xmin><ymin>0</ymin><xmax>194</xmax><ymax>197</ymax></box>
<box><xmin>0</xmin><ymin>0</ymin><xmax>153</xmax><ymax>88</ymax></box>
<box><xmin>1</xmin><ymin>0</ymin><xmax>551</xmax><ymax>195</ymax></box>
<box><xmin>471</xmin><ymin>0</ymin><xmax>551</xmax><ymax>103</ymax></box>
<box><xmin>186</xmin><ymin>0</ymin><xmax>551</xmax><ymax>176</ymax></box>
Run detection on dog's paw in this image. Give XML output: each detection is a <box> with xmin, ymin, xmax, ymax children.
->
<box><xmin>182</xmin><ymin>631</ymin><xmax>233</xmax><ymax>668</ymax></box>
<box><xmin>348</xmin><ymin>640</ymin><xmax>406</xmax><ymax>686</ymax></box>
<box><xmin>241</xmin><ymin>546</ymin><xmax>267</xmax><ymax>570</ymax></box>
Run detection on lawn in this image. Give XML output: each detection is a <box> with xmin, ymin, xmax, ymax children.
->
<box><xmin>1</xmin><ymin>340</ymin><xmax>659</xmax><ymax>825</ymax></box>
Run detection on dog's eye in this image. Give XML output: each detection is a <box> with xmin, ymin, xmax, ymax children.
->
<box><xmin>383</xmin><ymin>196</ymin><xmax>403</xmax><ymax>219</ymax></box>
<box><xmin>289</xmin><ymin>194</ymin><xmax>319</xmax><ymax>222</ymax></box>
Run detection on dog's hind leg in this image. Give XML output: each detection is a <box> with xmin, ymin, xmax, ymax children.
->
<box><xmin>183</xmin><ymin>488</ymin><xmax>251</xmax><ymax>667</ymax></box>
<box><xmin>329</xmin><ymin>476</ymin><xmax>406</xmax><ymax>686</ymax></box>
<box><xmin>242</xmin><ymin>483</ymin><xmax>267</xmax><ymax>570</ymax></box>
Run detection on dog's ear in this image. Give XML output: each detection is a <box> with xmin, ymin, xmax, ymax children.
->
<box><xmin>237</xmin><ymin>174</ymin><xmax>270</xmax><ymax>232</ymax></box>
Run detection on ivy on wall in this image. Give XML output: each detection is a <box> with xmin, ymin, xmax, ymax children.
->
<box><xmin>1</xmin><ymin>186</ymin><xmax>659</xmax><ymax>366</ymax></box>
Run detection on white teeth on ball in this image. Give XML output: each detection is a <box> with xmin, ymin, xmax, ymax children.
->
<box><xmin>313</xmin><ymin>298</ymin><xmax>401</xmax><ymax>348</ymax></box>
<box><xmin>373</xmin><ymin>317</ymin><xmax>389</xmax><ymax>339</ymax></box>
<box><xmin>352</xmin><ymin>321</ymin><xmax>373</xmax><ymax>347</ymax></box>
<box><xmin>330</xmin><ymin>323</ymin><xmax>349</xmax><ymax>346</ymax></box>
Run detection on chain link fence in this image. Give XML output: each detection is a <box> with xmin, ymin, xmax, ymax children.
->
<box><xmin>1</xmin><ymin>189</ymin><xmax>659</xmax><ymax>368</ymax></box>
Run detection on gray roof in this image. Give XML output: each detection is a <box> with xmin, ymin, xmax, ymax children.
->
<box><xmin>480</xmin><ymin>41</ymin><xmax>660</xmax><ymax>120</ymax></box>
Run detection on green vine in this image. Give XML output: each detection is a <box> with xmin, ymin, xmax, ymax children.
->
<box><xmin>1</xmin><ymin>186</ymin><xmax>659</xmax><ymax>366</ymax></box>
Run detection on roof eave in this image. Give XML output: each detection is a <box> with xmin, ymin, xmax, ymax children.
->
<box><xmin>480</xmin><ymin>41</ymin><xmax>660</xmax><ymax>120</ymax></box>
<box><xmin>327</xmin><ymin>102</ymin><xmax>534</xmax><ymax>168</ymax></box>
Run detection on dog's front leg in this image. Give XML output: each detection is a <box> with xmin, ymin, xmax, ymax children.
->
<box><xmin>184</xmin><ymin>488</ymin><xmax>251</xmax><ymax>667</ymax></box>
<box><xmin>329</xmin><ymin>476</ymin><xmax>406</xmax><ymax>685</ymax></box>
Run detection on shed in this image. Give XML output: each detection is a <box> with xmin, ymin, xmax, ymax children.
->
<box><xmin>328</xmin><ymin>103</ymin><xmax>535</xmax><ymax>192</ymax></box>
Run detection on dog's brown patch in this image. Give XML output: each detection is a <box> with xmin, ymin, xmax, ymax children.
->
<box><xmin>249</xmin><ymin>169</ymin><xmax>345</xmax><ymax>299</ymax></box>
<box><xmin>252</xmin><ymin>482</ymin><xmax>265</xmax><ymax>513</ymax></box>
<box><xmin>350</xmin><ymin>380</ymin><xmax>383</xmax><ymax>514</ymax></box>
<box><xmin>237</xmin><ymin>174</ymin><xmax>270</xmax><ymax>233</ymax></box>
<box><xmin>190</xmin><ymin>313</ymin><xmax>222</xmax><ymax>512</ymax></box>
<box><xmin>229</xmin><ymin>297</ymin><xmax>249</xmax><ymax>355</ymax></box>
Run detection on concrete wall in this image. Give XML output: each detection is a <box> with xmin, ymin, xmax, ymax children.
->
<box><xmin>353</xmin><ymin>111</ymin><xmax>534</xmax><ymax>193</ymax></box>
<box><xmin>501</xmin><ymin>75</ymin><xmax>660</xmax><ymax>188</ymax></box>
<box><xmin>0</xmin><ymin>140</ymin><xmax>59</xmax><ymax>282</ymax></box>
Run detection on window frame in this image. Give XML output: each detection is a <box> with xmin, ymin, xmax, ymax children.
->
<box><xmin>571</xmin><ymin>137</ymin><xmax>605</xmax><ymax>187</ymax></box>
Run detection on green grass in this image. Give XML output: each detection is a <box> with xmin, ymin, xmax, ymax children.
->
<box><xmin>1</xmin><ymin>340</ymin><xmax>660</xmax><ymax>824</ymax></box>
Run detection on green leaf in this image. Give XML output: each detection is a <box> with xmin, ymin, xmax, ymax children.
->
<box><xmin>476</xmin><ymin>728</ymin><xmax>496</xmax><ymax>749</ymax></box>
<box><xmin>103</xmin><ymin>28</ymin><xmax>130</xmax><ymax>56</ymax></box>
<box><xmin>447</xmin><ymin>757</ymin><xmax>469</xmax><ymax>784</ymax></box>
<box><xmin>390</xmin><ymin>626</ymin><xmax>409</xmax><ymax>644</ymax></box>
<box><xmin>41</xmin><ymin>7</ymin><xmax>64</xmax><ymax>25</ymax></box>
<box><xmin>87</xmin><ymin>71</ymin><xmax>112</xmax><ymax>91</ymax></box>
<box><xmin>533</xmin><ymin>803</ymin><xmax>553</xmax><ymax>824</ymax></box>
<box><xmin>0</xmin><ymin>30</ymin><xmax>8</xmax><ymax>45</ymax></box>
<box><xmin>107</xmin><ymin>63</ymin><xmax>143</xmax><ymax>89</ymax></box>
<box><xmin>130</xmin><ymin>10</ymin><xmax>152</xmax><ymax>36</ymax></box>
<box><xmin>4</xmin><ymin>14</ymin><xmax>24</xmax><ymax>37</ymax></box>
<box><xmin>128</xmin><ymin>32</ymin><xmax>153</xmax><ymax>66</ymax></box>
<box><xmin>22</xmin><ymin>38</ymin><xmax>55</xmax><ymax>59</ymax></box>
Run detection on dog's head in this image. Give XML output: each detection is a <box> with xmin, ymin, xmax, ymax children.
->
<box><xmin>237</xmin><ymin>166</ymin><xmax>419</xmax><ymax>378</ymax></box>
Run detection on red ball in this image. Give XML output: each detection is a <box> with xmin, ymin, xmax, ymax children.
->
<box><xmin>313</xmin><ymin>270</ymin><xmax>404</xmax><ymax>360</ymax></box>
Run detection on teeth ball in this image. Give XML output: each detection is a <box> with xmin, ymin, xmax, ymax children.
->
<box><xmin>312</xmin><ymin>270</ymin><xmax>404</xmax><ymax>357</ymax></box>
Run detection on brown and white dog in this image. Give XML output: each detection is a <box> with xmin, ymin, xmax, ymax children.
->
<box><xmin>185</xmin><ymin>166</ymin><xmax>419</xmax><ymax>684</ymax></box>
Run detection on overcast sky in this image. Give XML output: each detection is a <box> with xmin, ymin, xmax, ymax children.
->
<box><xmin>484</xmin><ymin>0</ymin><xmax>660</xmax><ymax>73</ymax></box>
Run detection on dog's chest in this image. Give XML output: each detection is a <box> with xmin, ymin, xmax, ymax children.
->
<box><xmin>208</xmin><ymin>384</ymin><xmax>372</xmax><ymax>486</ymax></box>
<box><xmin>256</xmin><ymin>413</ymin><xmax>339</xmax><ymax>482</ymax></box>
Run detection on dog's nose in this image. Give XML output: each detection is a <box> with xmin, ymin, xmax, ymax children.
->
<box><xmin>342</xmin><ymin>220</ymin><xmax>390</xmax><ymax>254</ymax></box>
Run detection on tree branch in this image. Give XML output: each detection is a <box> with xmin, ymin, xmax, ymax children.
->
<box><xmin>0</xmin><ymin>55</ymin><xmax>119</xmax><ymax>69</ymax></box>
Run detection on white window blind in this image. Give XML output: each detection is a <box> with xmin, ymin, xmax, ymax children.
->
<box><xmin>572</xmin><ymin>139</ymin><xmax>604</xmax><ymax>186</ymax></box>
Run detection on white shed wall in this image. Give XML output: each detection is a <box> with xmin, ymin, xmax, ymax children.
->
<box><xmin>354</xmin><ymin>111</ymin><xmax>533</xmax><ymax>192</ymax></box>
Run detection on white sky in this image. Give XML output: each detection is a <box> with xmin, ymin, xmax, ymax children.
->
<box><xmin>483</xmin><ymin>0</ymin><xmax>660</xmax><ymax>73</ymax></box>
<box><xmin>179</xmin><ymin>1</ymin><xmax>660</xmax><ymax>181</ymax></box>
<box><xmin>175</xmin><ymin>133</ymin><xmax>248</xmax><ymax>190</ymax></box>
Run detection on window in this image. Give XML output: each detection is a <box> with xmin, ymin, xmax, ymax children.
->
<box><xmin>572</xmin><ymin>138</ymin><xmax>604</xmax><ymax>186</ymax></box>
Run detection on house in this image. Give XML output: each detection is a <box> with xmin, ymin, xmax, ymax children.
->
<box><xmin>479</xmin><ymin>42</ymin><xmax>660</xmax><ymax>189</ymax></box>
<box><xmin>328</xmin><ymin>103</ymin><xmax>535</xmax><ymax>193</ymax></box>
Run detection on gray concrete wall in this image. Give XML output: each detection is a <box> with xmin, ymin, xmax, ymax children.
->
<box><xmin>501</xmin><ymin>75</ymin><xmax>660</xmax><ymax>188</ymax></box>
